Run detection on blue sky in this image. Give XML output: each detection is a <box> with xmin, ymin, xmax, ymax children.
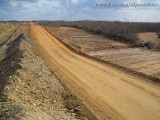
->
<box><xmin>0</xmin><ymin>0</ymin><xmax>159</xmax><ymax>22</ymax></box>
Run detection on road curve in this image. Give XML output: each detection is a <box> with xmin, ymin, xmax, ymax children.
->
<box><xmin>30</xmin><ymin>24</ymin><xmax>160</xmax><ymax>120</ymax></box>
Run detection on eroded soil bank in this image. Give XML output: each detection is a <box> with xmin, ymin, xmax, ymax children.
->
<box><xmin>0</xmin><ymin>23</ymin><xmax>90</xmax><ymax>120</ymax></box>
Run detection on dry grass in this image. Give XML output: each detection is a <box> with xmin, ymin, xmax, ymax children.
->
<box><xmin>0</xmin><ymin>22</ymin><xmax>17</xmax><ymax>47</ymax></box>
<box><xmin>38</xmin><ymin>21</ymin><xmax>160</xmax><ymax>49</ymax></box>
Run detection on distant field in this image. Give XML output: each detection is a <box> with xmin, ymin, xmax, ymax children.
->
<box><xmin>39</xmin><ymin>21</ymin><xmax>160</xmax><ymax>49</ymax></box>
<box><xmin>89</xmin><ymin>48</ymin><xmax>160</xmax><ymax>79</ymax></box>
<box><xmin>45</xmin><ymin>27</ymin><xmax>130</xmax><ymax>52</ymax></box>
<box><xmin>44</xmin><ymin>26</ymin><xmax>160</xmax><ymax>79</ymax></box>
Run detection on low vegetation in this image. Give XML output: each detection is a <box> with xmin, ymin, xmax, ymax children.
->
<box><xmin>0</xmin><ymin>22</ymin><xmax>17</xmax><ymax>47</ymax></box>
<box><xmin>38</xmin><ymin>21</ymin><xmax>160</xmax><ymax>49</ymax></box>
<box><xmin>158</xmin><ymin>33</ymin><xmax>160</xmax><ymax>38</ymax></box>
<box><xmin>0</xmin><ymin>28</ymin><xmax>17</xmax><ymax>47</ymax></box>
<box><xmin>0</xmin><ymin>22</ymin><xmax>12</xmax><ymax>31</ymax></box>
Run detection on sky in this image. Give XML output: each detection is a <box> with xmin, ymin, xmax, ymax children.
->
<box><xmin>0</xmin><ymin>0</ymin><xmax>159</xmax><ymax>22</ymax></box>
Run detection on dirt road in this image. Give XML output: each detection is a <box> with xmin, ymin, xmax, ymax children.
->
<box><xmin>44</xmin><ymin>26</ymin><xmax>160</xmax><ymax>79</ymax></box>
<box><xmin>30</xmin><ymin>24</ymin><xmax>160</xmax><ymax>120</ymax></box>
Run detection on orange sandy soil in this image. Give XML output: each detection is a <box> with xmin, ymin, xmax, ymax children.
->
<box><xmin>31</xmin><ymin>24</ymin><xmax>160</xmax><ymax>120</ymax></box>
<box><xmin>44</xmin><ymin>26</ymin><xmax>160</xmax><ymax>79</ymax></box>
<box><xmin>137</xmin><ymin>32</ymin><xmax>159</xmax><ymax>43</ymax></box>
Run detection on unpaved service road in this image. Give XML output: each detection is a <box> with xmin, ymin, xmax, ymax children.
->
<box><xmin>30</xmin><ymin>24</ymin><xmax>160</xmax><ymax>120</ymax></box>
<box><xmin>45</xmin><ymin>27</ymin><xmax>160</xmax><ymax>79</ymax></box>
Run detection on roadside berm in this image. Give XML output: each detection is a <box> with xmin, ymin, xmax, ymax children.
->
<box><xmin>0</xmin><ymin>24</ymin><xmax>90</xmax><ymax>120</ymax></box>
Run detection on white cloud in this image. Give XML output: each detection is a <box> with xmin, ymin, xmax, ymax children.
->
<box><xmin>22</xmin><ymin>1</ymin><xmax>33</xmax><ymax>8</ymax></box>
<box><xmin>9</xmin><ymin>0</ymin><xmax>18</xmax><ymax>7</ymax></box>
<box><xmin>123</xmin><ymin>0</ymin><xmax>144</xmax><ymax>4</ymax></box>
<box><xmin>136</xmin><ymin>0</ymin><xmax>144</xmax><ymax>4</ymax></box>
<box><xmin>71</xmin><ymin>0</ymin><xmax>78</xmax><ymax>4</ymax></box>
<box><xmin>38</xmin><ymin>0</ymin><xmax>62</xmax><ymax>8</ymax></box>
<box><xmin>1</xmin><ymin>0</ymin><xmax>160</xmax><ymax>21</ymax></box>
<box><xmin>154</xmin><ymin>0</ymin><xmax>160</xmax><ymax>5</ymax></box>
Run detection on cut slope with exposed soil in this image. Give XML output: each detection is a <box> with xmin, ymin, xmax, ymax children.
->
<box><xmin>45</xmin><ymin>26</ymin><xmax>160</xmax><ymax>79</ymax></box>
<box><xmin>31</xmin><ymin>24</ymin><xmax>160</xmax><ymax>120</ymax></box>
<box><xmin>138</xmin><ymin>32</ymin><xmax>159</xmax><ymax>43</ymax></box>
<box><xmin>0</xmin><ymin>23</ymin><xmax>79</xmax><ymax>120</ymax></box>
<box><xmin>137</xmin><ymin>32</ymin><xmax>160</xmax><ymax>49</ymax></box>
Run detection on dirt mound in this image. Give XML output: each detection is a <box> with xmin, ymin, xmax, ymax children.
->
<box><xmin>0</xmin><ymin>26</ymin><xmax>78</xmax><ymax>119</ymax></box>
<box><xmin>137</xmin><ymin>32</ymin><xmax>160</xmax><ymax>49</ymax></box>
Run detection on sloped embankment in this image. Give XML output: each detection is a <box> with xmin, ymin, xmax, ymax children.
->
<box><xmin>0</xmin><ymin>22</ymin><xmax>17</xmax><ymax>47</ymax></box>
<box><xmin>0</xmin><ymin>30</ymin><xmax>78</xmax><ymax>119</ymax></box>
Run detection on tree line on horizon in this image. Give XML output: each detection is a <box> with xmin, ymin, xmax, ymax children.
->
<box><xmin>38</xmin><ymin>20</ymin><xmax>160</xmax><ymax>49</ymax></box>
